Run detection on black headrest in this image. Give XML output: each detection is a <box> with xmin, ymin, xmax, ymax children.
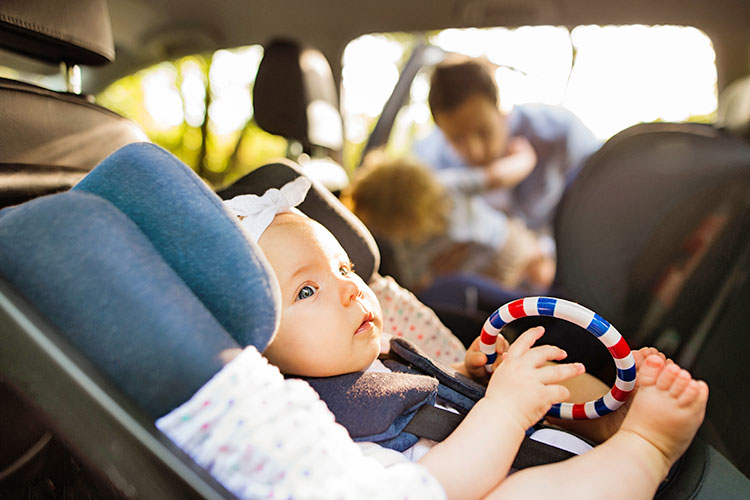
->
<box><xmin>218</xmin><ymin>159</ymin><xmax>380</xmax><ymax>283</ymax></box>
<box><xmin>555</xmin><ymin>122</ymin><xmax>750</xmax><ymax>334</ymax></box>
<box><xmin>0</xmin><ymin>0</ymin><xmax>114</xmax><ymax>66</ymax></box>
<box><xmin>0</xmin><ymin>78</ymin><xmax>148</xmax><ymax>209</ymax></box>
<box><xmin>253</xmin><ymin>38</ymin><xmax>343</xmax><ymax>153</ymax></box>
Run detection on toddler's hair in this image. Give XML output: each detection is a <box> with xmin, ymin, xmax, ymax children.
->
<box><xmin>344</xmin><ymin>154</ymin><xmax>450</xmax><ymax>243</ymax></box>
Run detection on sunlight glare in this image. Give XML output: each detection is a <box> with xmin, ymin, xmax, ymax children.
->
<box><xmin>142</xmin><ymin>65</ymin><xmax>184</xmax><ymax>129</ymax></box>
<box><xmin>207</xmin><ymin>47</ymin><xmax>264</xmax><ymax>135</ymax></box>
<box><xmin>180</xmin><ymin>59</ymin><xmax>207</xmax><ymax>127</ymax></box>
<box><xmin>342</xmin><ymin>34</ymin><xmax>403</xmax><ymax>142</ymax></box>
<box><xmin>342</xmin><ymin>25</ymin><xmax>717</xmax><ymax>144</ymax></box>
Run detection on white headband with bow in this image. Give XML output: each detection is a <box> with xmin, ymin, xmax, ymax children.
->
<box><xmin>224</xmin><ymin>176</ymin><xmax>312</xmax><ymax>242</ymax></box>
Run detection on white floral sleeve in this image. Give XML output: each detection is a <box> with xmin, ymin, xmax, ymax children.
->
<box><xmin>370</xmin><ymin>274</ymin><xmax>466</xmax><ymax>364</ymax></box>
<box><xmin>156</xmin><ymin>346</ymin><xmax>445</xmax><ymax>500</ymax></box>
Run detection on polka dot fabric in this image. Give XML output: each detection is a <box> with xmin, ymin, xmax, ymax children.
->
<box><xmin>157</xmin><ymin>346</ymin><xmax>445</xmax><ymax>500</ymax></box>
<box><xmin>370</xmin><ymin>275</ymin><xmax>465</xmax><ymax>365</ymax></box>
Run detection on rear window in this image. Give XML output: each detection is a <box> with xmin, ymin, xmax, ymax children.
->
<box><xmin>341</xmin><ymin>25</ymin><xmax>717</xmax><ymax>162</ymax></box>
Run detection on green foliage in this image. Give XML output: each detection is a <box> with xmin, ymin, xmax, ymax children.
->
<box><xmin>96</xmin><ymin>48</ymin><xmax>288</xmax><ymax>189</ymax></box>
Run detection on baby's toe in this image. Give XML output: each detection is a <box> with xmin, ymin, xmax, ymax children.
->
<box><xmin>638</xmin><ymin>354</ymin><xmax>666</xmax><ymax>387</ymax></box>
<box><xmin>669</xmin><ymin>369</ymin><xmax>692</xmax><ymax>397</ymax></box>
<box><xmin>656</xmin><ymin>362</ymin><xmax>681</xmax><ymax>391</ymax></box>
<box><xmin>677</xmin><ymin>380</ymin><xmax>702</xmax><ymax>407</ymax></box>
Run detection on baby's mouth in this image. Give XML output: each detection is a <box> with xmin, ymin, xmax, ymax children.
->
<box><xmin>355</xmin><ymin>311</ymin><xmax>375</xmax><ymax>335</ymax></box>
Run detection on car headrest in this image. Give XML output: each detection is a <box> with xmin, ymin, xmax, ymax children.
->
<box><xmin>0</xmin><ymin>0</ymin><xmax>114</xmax><ymax>66</ymax></box>
<box><xmin>218</xmin><ymin>159</ymin><xmax>381</xmax><ymax>283</ymax></box>
<box><xmin>253</xmin><ymin>38</ymin><xmax>343</xmax><ymax>153</ymax></box>
<box><xmin>0</xmin><ymin>0</ymin><xmax>147</xmax><ymax>210</ymax></box>
<box><xmin>74</xmin><ymin>143</ymin><xmax>281</xmax><ymax>351</ymax></box>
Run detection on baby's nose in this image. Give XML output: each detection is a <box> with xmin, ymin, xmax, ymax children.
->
<box><xmin>339</xmin><ymin>278</ymin><xmax>360</xmax><ymax>304</ymax></box>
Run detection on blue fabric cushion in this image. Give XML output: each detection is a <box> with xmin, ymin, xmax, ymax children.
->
<box><xmin>0</xmin><ymin>191</ymin><xmax>239</xmax><ymax>418</ymax></box>
<box><xmin>74</xmin><ymin>143</ymin><xmax>278</xmax><ymax>351</ymax></box>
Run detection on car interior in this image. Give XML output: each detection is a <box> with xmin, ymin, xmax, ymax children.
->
<box><xmin>2</xmin><ymin>0</ymin><xmax>750</xmax><ymax>498</ymax></box>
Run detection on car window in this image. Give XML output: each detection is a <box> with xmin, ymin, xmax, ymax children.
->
<box><xmin>341</xmin><ymin>25</ymin><xmax>717</xmax><ymax>163</ymax></box>
<box><xmin>95</xmin><ymin>45</ymin><xmax>288</xmax><ymax>188</ymax></box>
<box><xmin>89</xmin><ymin>25</ymin><xmax>718</xmax><ymax>185</ymax></box>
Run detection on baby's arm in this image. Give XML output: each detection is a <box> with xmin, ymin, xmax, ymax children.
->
<box><xmin>418</xmin><ymin>327</ymin><xmax>584</xmax><ymax>500</ymax></box>
<box><xmin>158</xmin><ymin>346</ymin><xmax>447</xmax><ymax>500</ymax></box>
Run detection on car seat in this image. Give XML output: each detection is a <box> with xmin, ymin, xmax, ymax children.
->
<box><xmin>0</xmin><ymin>142</ymin><xmax>280</xmax><ymax>498</ymax></box>
<box><xmin>0</xmin><ymin>0</ymin><xmax>148</xmax><ymax>210</ymax></box>
<box><xmin>217</xmin><ymin>144</ymin><xmax>750</xmax><ymax>498</ymax></box>
<box><xmin>3</xmin><ymin>142</ymin><xmax>749</xmax><ymax>498</ymax></box>
<box><xmin>0</xmin><ymin>0</ymin><xmax>148</xmax><ymax>494</ymax></box>
<box><xmin>554</xmin><ymin>121</ymin><xmax>750</xmax><ymax>476</ymax></box>
<box><xmin>717</xmin><ymin>74</ymin><xmax>750</xmax><ymax>141</ymax></box>
<box><xmin>555</xmin><ymin>122</ymin><xmax>750</xmax><ymax>355</ymax></box>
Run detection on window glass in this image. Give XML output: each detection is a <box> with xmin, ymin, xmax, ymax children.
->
<box><xmin>96</xmin><ymin>45</ymin><xmax>288</xmax><ymax>188</ymax></box>
<box><xmin>342</xmin><ymin>25</ymin><xmax>717</xmax><ymax>164</ymax></box>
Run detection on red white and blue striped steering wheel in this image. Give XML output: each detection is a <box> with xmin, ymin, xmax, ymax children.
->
<box><xmin>480</xmin><ymin>297</ymin><xmax>636</xmax><ymax>420</ymax></box>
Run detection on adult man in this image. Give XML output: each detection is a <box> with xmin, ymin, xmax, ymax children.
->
<box><xmin>414</xmin><ymin>57</ymin><xmax>601</xmax><ymax>234</ymax></box>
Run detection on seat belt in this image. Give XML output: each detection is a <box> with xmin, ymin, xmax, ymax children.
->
<box><xmin>403</xmin><ymin>404</ymin><xmax>576</xmax><ymax>469</ymax></box>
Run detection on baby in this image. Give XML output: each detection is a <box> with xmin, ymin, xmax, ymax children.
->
<box><xmin>344</xmin><ymin>155</ymin><xmax>555</xmax><ymax>292</ymax></box>
<box><xmin>229</xmin><ymin>177</ymin><xmax>708</xmax><ymax>500</ymax></box>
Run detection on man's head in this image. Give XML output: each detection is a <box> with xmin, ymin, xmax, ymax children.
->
<box><xmin>428</xmin><ymin>58</ymin><xmax>510</xmax><ymax>166</ymax></box>
<box><xmin>259</xmin><ymin>212</ymin><xmax>383</xmax><ymax>377</ymax></box>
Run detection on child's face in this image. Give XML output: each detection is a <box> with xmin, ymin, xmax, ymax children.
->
<box><xmin>434</xmin><ymin>93</ymin><xmax>509</xmax><ymax>167</ymax></box>
<box><xmin>259</xmin><ymin>212</ymin><xmax>383</xmax><ymax>377</ymax></box>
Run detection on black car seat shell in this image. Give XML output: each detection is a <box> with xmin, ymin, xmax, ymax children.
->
<box><xmin>218</xmin><ymin>158</ymin><xmax>381</xmax><ymax>283</ymax></box>
<box><xmin>554</xmin><ymin>121</ymin><xmax>750</xmax><ymax>477</ymax></box>
<box><xmin>555</xmin><ymin>122</ymin><xmax>750</xmax><ymax>345</ymax></box>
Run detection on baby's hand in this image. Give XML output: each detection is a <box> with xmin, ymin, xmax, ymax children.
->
<box><xmin>459</xmin><ymin>334</ymin><xmax>510</xmax><ymax>382</ymax></box>
<box><xmin>485</xmin><ymin>326</ymin><xmax>585</xmax><ymax>431</ymax></box>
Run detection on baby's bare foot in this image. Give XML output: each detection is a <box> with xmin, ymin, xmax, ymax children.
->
<box><xmin>632</xmin><ymin>346</ymin><xmax>664</xmax><ymax>369</ymax></box>
<box><xmin>619</xmin><ymin>354</ymin><xmax>708</xmax><ymax>469</ymax></box>
<box><xmin>580</xmin><ymin>346</ymin><xmax>667</xmax><ymax>441</ymax></box>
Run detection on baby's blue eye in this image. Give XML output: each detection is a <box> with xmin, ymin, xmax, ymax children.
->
<box><xmin>297</xmin><ymin>285</ymin><xmax>316</xmax><ymax>300</ymax></box>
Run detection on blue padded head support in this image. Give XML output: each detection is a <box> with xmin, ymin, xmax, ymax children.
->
<box><xmin>74</xmin><ymin>143</ymin><xmax>279</xmax><ymax>351</ymax></box>
<box><xmin>0</xmin><ymin>191</ymin><xmax>242</xmax><ymax>419</ymax></box>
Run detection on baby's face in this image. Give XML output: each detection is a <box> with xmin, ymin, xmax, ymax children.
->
<box><xmin>259</xmin><ymin>212</ymin><xmax>383</xmax><ymax>377</ymax></box>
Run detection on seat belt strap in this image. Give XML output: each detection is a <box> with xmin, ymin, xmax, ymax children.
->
<box><xmin>403</xmin><ymin>405</ymin><xmax>576</xmax><ymax>469</ymax></box>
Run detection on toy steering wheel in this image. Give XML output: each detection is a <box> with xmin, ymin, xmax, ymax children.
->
<box><xmin>480</xmin><ymin>297</ymin><xmax>636</xmax><ymax>420</ymax></box>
